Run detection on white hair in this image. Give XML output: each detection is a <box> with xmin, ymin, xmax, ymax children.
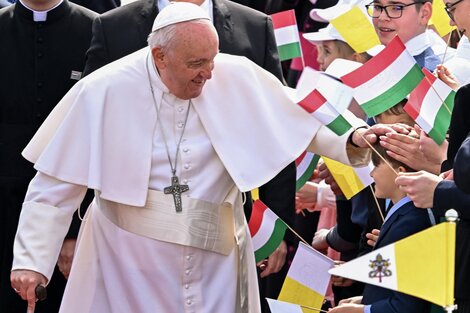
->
<box><xmin>147</xmin><ymin>19</ymin><xmax>217</xmax><ymax>53</ymax></box>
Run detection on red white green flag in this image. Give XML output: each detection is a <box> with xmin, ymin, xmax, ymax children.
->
<box><xmin>271</xmin><ymin>10</ymin><xmax>302</xmax><ymax>61</ymax></box>
<box><xmin>341</xmin><ymin>36</ymin><xmax>424</xmax><ymax>117</ymax></box>
<box><xmin>248</xmin><ymin>200</ymin><xmax>288</xmax><ymax>263</ymax></box>
<box><xmin>298</xmin><ymin>89</ymin><xmax>353</xmax><ymax>136</ymax></box>
<box><xmin>295</xmin><ymin>151</ymin><xmax>320</xmax><ymax>192</ymax></box>
<box><xmin>404</xmin><ymin>68</ymin><xmax>455</xmax><ymax>145</ymax></box>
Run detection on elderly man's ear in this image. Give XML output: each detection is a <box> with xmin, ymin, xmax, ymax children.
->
<box><xmin>152</xmin><ymin>47</ymin><xmax>166</xmax><ymax>69</ymax></box>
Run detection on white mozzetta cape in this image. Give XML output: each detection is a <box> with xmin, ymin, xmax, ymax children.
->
<box><xmin>23</xmin><ymin>48</ymin><xmax>366</xmax><ymax>207</ymax></box>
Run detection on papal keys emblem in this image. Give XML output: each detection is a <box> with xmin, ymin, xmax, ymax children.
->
<box><xmin>369</xmin><ymin>253</ymin><xmax>392</xmax><ymax>283</ymax></box>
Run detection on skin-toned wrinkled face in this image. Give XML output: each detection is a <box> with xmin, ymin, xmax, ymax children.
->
<box><xmin>152</xmin><ymin>22</ymin><xmax>219</xmax><ymax>100</ymax></box>
<box><xmin>444</xmin><ymin>0</ymin><xmax>470</xmax><ymax>35</ymax></box>
<box><xmin>371</xmin><ymin>0</ymin><xmax>432</xmax><ymax>45</ymax></box>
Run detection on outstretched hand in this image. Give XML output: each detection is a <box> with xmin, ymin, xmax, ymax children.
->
<box><xmin>351</xmin><ymin>123</ymin><xmax>410</xmax><ymax>148</ymax></box>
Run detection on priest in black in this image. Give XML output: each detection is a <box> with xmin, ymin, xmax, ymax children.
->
<box><xmin>0</xmin><ymin>1</ymin><xmax>96</xmax><ymax>312</ymax></box>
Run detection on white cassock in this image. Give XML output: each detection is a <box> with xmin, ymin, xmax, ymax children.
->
<box><xmin>13</xmin><ymin>48</ymin><xmax>369</xmax><ymax>313</ymax></box>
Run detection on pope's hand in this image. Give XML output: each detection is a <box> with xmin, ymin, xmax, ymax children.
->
<box><xmin>351</xmin><ymin>123</ymin><xmax>410</xmax><ymax>148</ymax></box>
<box><xmin>11</xmin><ymin>269</ymin><xmax>47</xmax><ymax>312</ymax></box>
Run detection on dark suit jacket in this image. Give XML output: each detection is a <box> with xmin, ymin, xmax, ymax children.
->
<box><xmin>454</xmin><ymin>134</ymin><xmax>470</xmax><ymax>194</ymax></box>
<box><xmin>362</xmin><ymin>201</ymin><xmax>432</xmax><ymax>313</ymax></box>
<box><xmin>437</xmin><ymin>83</ymin><xmax>470</xmax><ymax>301</ymax></box>
<box><xmin>70</xmin><ymin>0</ymin><xmax>120</xmax><ymax>13</ymax></box>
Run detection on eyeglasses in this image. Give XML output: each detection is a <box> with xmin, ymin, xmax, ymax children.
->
<box><xmin>365</xmin><ymin>2</ymin><xmax>425</xmax><ymax>19</ymax></box>
<box><xmin>444</xmin><ymin>0</ymin><xmax>464</xmax><ymax>21</ymax></box>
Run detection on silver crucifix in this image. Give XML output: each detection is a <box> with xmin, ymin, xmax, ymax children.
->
<box><xmin>164</xmin><ymin>176</ymin><xmax>189</xmax><ymax>212</ymax></box>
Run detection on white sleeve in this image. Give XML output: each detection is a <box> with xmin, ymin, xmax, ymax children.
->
<box><xmin>313</xmin><ymin>180</ymin><xmax>336</xmax><ymax>211</ymax></box>
<box><xmin>12</xmin><ymin>172</ymin><xmax>88</xmax><ymax>282</ymax></box>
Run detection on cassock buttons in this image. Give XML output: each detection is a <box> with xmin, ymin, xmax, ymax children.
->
<box><xmin>37</xmin><ymin>37</ymin><xmax>43</xmax><ymax>43</ymax></box>
<box><xmin>36</xmin><ymin>98</ymin><xmax>42</xmax><ymax>103</ymax></box>
<box><xmin>184</xmin><ymin>284</ymin><xmax>189</xmax><ymax>289</ymax></box>
<box><xmin>184</xmin><ymin>164</ymin><xmax>190</xmax><ymax>170</ymax></box>
<box><xmin>186</xmin><ymin>299</ymin><xmax>192</xmax><ymax>305</ymax></box>
<box><xmin>37</xmin><ymin>82</ymin><xmax>43</xmax><ymax>88</ymax></box>
<box><xmin>177</xmin><ymin>121</ymin><xmax>184</xmax><ymax>128</ymax></box>
<box><xmin>37</xmin><ymin>52</ymin><xmax>44</xmax><ymax>58</ymax></box>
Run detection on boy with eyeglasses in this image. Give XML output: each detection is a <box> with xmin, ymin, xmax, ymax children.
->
<box><xmin>365</xmin><ymin>0</ymin><xmax>441</xmax><ymax>71</ymax></box>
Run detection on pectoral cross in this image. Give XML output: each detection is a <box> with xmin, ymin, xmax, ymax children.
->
<box><xmin>164</xmin><ymin>176</ymin><xmax>189</xmax><ymax>212</ymax></box>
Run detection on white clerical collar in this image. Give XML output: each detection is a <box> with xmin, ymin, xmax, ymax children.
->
<box><xmin>405</xmin><ymin>31</ymin><xmax>431</xmax><ymax>57</ymax></box>
<box><xmin>19</xmin><ymin>0</ymin><xmax>63</xmax><ymax>21</ymax></box>
<box><xmin>157</xmin><ymin>0</ymin><xmax>213</xmax><ymax>21</ymax></box>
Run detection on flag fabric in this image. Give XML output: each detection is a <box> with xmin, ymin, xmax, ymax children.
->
<box><xmin>296</xmin><ymin>67</ymin><xmax>354</xmax><ymax>133</ymax></box>
<box><xmin>330</xmin><ymin>6</ymin><xmax>381</xmax><ymax>53</ymax></box>
<box><xmin>295</xmin><ymin>151</ymin><xmax>320</xmax><ymax>192</ymax></box>
<box><xmin>430</xmin><ymin>2</ymin><xmax>455</xmax><ymax>37</ymax></box>
<box><xmin>248</xmin><ymin>200</ymin><xmax>288</xmax><ymax>263</ymax></box>
<box><xmin>278</xmin><ymin>242</ymin><xmax>334</xmax><ymax>309</ymax></box>
<box><xmin>404</xmin><ymin>68</ymin><xmax>455</xmax><ymax>145</ymax></box>
<box><xmin>329</xmin><ymin>222</ymin><xmax>455</xmax><ymax>307</ymax></box>
<box><xmin>341</xmin><ymin>36</ymin><xmax>424</xmax><ymax>117</ymax></box>
<box><xmin>266</xmin><ymin>298</ymin><xmax>319</xmax><ymax>313</ymax></box>
<box><xmin>298</xmin><ymin>89</ymin><xmax>353</xmax><ymax>136</ymax></box>
<box><xmin>271</xmin><ymin>10</ymin><xmax>302</xmax><ymax>61</ymax></box>
<box><xmin>322</xmin><ymin>157</ymin><xmax>374</xmax><ymax>199</ymax></box>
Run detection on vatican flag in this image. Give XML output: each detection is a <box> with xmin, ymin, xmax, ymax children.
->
<box><xmin>329</xmin><ymin>222</ymin><xmax>455</xmax><ymax>307</ymax></box>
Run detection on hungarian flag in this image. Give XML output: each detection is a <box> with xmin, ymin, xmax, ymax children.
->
<box><xmin>298</xmin><ymin>89</ymin><xmax>353</xmax><ymax>136</ymax></box>
<box><xmin>295</xmin><ymin>151</ymin><xmax>320</xmax><ymax>192</ymax></box>
<box><xmin>271</xmin><ymin>10</ymin><xmax>302</xmax><ymax>61</ymax></box>
<box><xmin>341</xmin><ymin>36</ymin><xmax>424</xmax><ymax>117</ymax></box>
<box><xmin>404</xmin><ymin>68</ymin><xmax>455</xmax><ymax>145</ymax></box>
<box><xmin>248</xmin><ymin>200</ymin><xmax>288</xmax><ymax>263</ymax></box>
<box><xmin>278</xmin><ymin>242</ymin><xmax>334</xmax><ymax>310</ymax></box>
<box><xmin>329</xmin><ymin>221</ymin><xmax>455</xmax><ymax>307</ymax></box>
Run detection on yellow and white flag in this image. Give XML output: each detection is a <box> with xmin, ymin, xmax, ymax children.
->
<box><xmin>278</xmin><ymin>242</ymin><xmax>334</xmax><ymax>309</ymax></box>
<box><xmin>322</xmin><ymin>157</ymin><xmax>374</xmax><ymax>199</ymax></box>
<box><xmin>329</xmin><ymin>222</ymin><xmax>455</xmax><ymax>307</ymax></box>
<box><xmin>266</xmin><ymin>298</ymin><xmax>319</xmax><ymax>313</ymax></box>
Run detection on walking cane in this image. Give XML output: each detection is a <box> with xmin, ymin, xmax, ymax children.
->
<box><xmin>26</xmin><ymin>285</ymin><xmax>47</xmax><ymax>313</ymax></box>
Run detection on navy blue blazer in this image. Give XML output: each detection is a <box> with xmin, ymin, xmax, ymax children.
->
<box><xmin>362</xmin><ymin>200</ymin><xmax>432</xmax><ymax>313</ymax></box>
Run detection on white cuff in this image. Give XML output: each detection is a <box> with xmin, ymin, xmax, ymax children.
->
<box><xmin>12</xmin><ymin>201</ymin><xmax>73</xmax><ymax>282</ymax></box>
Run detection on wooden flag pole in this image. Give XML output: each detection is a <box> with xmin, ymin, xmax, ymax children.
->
<box><xmin>369</xmin><ymin>185</ymin><xmax>385</xmax><ymax>222</ymax></box>
<box><xmin>355</xmin><ymin>129</ymin><xmax>399</xmax><ymax>175</ymax></box>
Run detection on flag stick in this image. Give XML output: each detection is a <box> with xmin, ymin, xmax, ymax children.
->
<box><xmin>369</xmin><ymin>185</ymin><xmax>385</xmax><ymax>222</ymax></box>
<box><xmin>285</xmin><ymin>221</ymin><xmax>312</xmax><ymax>247</ymax></box>
<box><xmin>424</xmin><ymin>74</ymin><xmax>452</xmax><ymax>115</ymax></box>
<box><xmin>355</xmin><ymin>130</ymin><xmax>399</xmax><ymax>175</ymax></box>
<box><xmin>441</xmin><ymin>29</ymin><xmax>453</xmax><ymax>64</ymax></box>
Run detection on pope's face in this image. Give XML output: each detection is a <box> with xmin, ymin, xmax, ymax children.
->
<box><xmin>153</xmin><ymin>22</ymin><xmax>219</xmax><ymax>100</ymax></box>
